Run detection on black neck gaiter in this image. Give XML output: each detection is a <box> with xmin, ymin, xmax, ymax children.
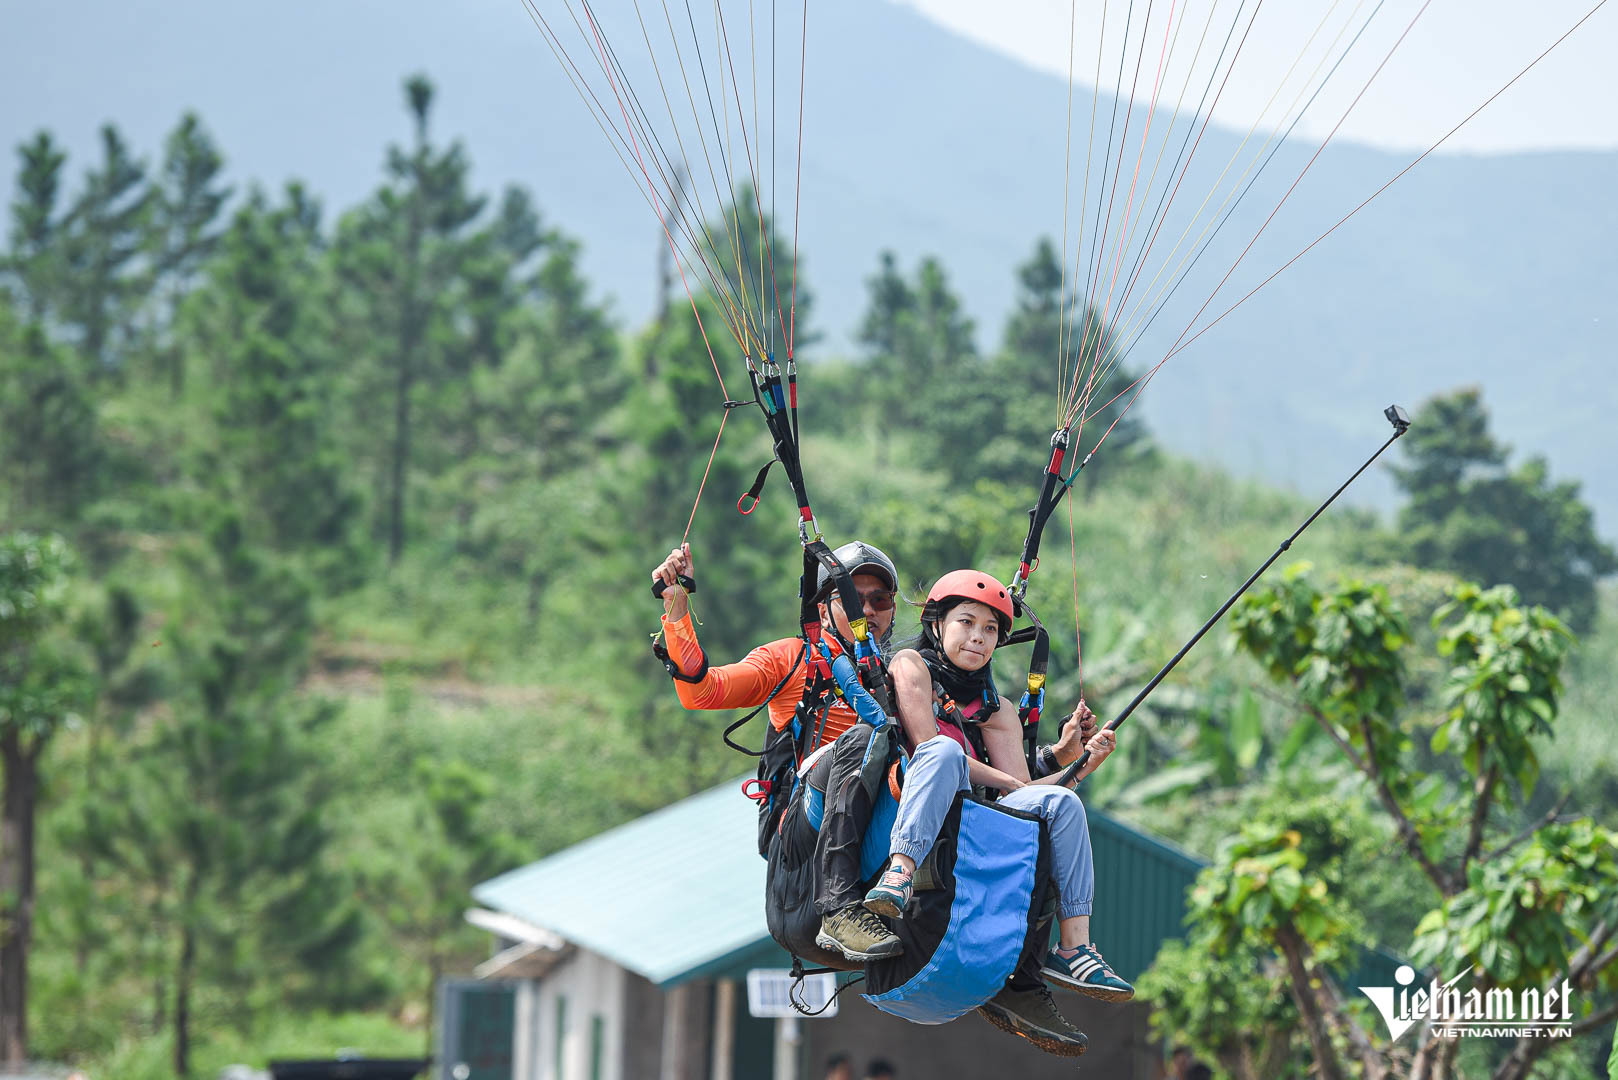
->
<box><xmin>918</xmin><ymin>622</ymin><xmax>996</xmax><ymax>707</ymax></box>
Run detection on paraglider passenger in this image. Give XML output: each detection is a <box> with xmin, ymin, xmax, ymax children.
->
<box><xmin>866</xmin><ymin>570</ymin><xmax>1134</xmax><ymax>1003</ymax></box>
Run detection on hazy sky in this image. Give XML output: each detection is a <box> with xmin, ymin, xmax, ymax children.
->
<box><xmin>902</xmin><ymin>0</ymin><xmax>1618</xmax><ymax>153</ymax></box>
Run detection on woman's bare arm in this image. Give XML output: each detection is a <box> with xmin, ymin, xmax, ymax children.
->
<box><xmin>975</xmin><ymin>699</ymin><xmax>1032</xmax><ymax>792</ymax></box>
<box><xmin>893</xmin><ymin>652</ymin><xmax>1024</xmax><ymax>793</ymax></box>
<box><xmin>890</xmin><ymin>650</ymin><xmax>942</xmax><ymax>749</ymax></box>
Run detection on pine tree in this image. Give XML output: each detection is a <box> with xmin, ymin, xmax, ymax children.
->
<box><xmin>856</xmin><ymin>251</ymin><xmax>986</xmax><ymax>472</ymax></box>
<box><xmin>333</xmin><ymin>75</ymin><xmax>486</xmax><ymax>564</ymax></box>
<box><xmin>355</xmin><ymin>756</ymin><xmax>521</xmax><ymax>1055</ymax></box>
<box><xmin>85</xmin><ymin>512</ymin><xmax>361</xmax><ymax>1077</ymax></box>
<box><xmin>988</xmin><ymin>238</ymin><xmax>1147</xmax><ymax>486</ymax></box>
<box><xmin>60</xmin><ymin>125</ymin><xmax>150</xmax><ymax>376</ymax></box>
<box><xmin>0</xmin><ymin>299</ymin><xmax>101</xmax><ymax>530</ymax></box>
<box><xmin>692</xmin><ymin>180</ymin><xmax>813</xmax><ymax>360</ymax></box>
<box><xmin>629</xmin><ymin>189</ymin><xmax>806</xmax><ymax>661</ymax></box>
<box><xmin>457</xmin><ymin>214</ymin><xmax>630</xmax><ymax>623</ymax></box>
<box><xmin>3</xmin><ymin>132</ymin><xmax>69</xmax><ymax>324</ymax></box>
<box><xmin>149</xmin><ymin>113</ymin><xmax>232</xmax><ymax>394</ymax></box>
<box><xmin>185</xmin><ymin>188</ymin><xmax>365</xmax><ymax>585</ymax></box>
<box><xmin>857</xmin><ymin>250</ymin><xmax>913</xmax><ymax>362</ymax></box>
<box><xmin>419</xmin><ymin>186</ymin><xmax>543</xmax><ymax>548</ymax></box>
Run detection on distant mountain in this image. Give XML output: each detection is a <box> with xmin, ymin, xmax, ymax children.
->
<box><xmin>6</xmin><ymin>0</ymin><xmax>1614</xmax><ymax>535</ymax></box>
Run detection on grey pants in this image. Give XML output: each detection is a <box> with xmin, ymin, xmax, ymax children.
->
<box><xmin>889</xmin><ymin>735</ymin><xmax>1095</xmax><ymax>919</ymax></box>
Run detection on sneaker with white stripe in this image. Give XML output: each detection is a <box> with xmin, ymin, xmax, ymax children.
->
<box><xmin>1041</xmin><ymin>943</ymin><xmax>1135</xmax><ymax>1001</ymax></box>
<box><xmin>863</xmin><ymin>864</ymin><xmax>914</xmax><ymax>918</ymax></box>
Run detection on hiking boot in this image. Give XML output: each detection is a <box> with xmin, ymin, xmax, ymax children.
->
<box><xmin>814</xmin><ymin>905</ymin><xmax>902</xmax><ymax>962</ymax></box>
<box><xmin>863</xmin><ymin>864</ymin><xmax>914</xmax><ymax>918</ymax></box>
<box><xmin>976</xmin><ymin>983</ymin><xmax>1089</xmax><ymax>1057</ymax></box>
<box><xmin>1042</xmin><ymin>942</ymin><xmax>1136</xmax><ymax>1001</ymax></box>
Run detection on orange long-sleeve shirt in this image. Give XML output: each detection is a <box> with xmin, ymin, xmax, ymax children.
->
<box><xmin>660</xmin><ymin>611</ymin><xmax>860</xmax><ymax>741</ymax></box>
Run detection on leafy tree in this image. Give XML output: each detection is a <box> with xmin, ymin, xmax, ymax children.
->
<box><xmin>1411</xmin><ymin>820</ymin><xmax>1618</xmax><ymax>1075</ymax></box>
<box><xmin>355</xmin><ymin>756</ymin><xmax>521</xmax><ymax>1053</ymax></box>
<box><xmin>1136</xmin><ymin>933</ymin><xmax>1303</xmax><ymax>1080</ymax></box>
<box><xmin>0</xmin><ymin>533</ymin><xmax>93</xmax><ymax>1065</ymax></box>
<box><xmin>1139</xmin><ymin>783</ymin><xmax>1450</xmax><ymax>1079</ymax></box>
<box><xmin>1188</xmin><ymin>567</ymin><xmax>1618</xmax><ymax>1079</ymax></box>
<box><xmin>1183</xmin><ymin>818</ymin><xmax>1367</xmax><ymax>1079</ymax></box>
<box><xmin>1392</xmin><ymin>388</ymin><xmax>1616</xmax><ymax>631</ymax></box>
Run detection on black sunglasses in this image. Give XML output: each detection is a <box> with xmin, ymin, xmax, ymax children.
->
<box><xmin>831</xmin><ymin>589</ymin><xmax>896</xmax><ymax>612</ymax></box>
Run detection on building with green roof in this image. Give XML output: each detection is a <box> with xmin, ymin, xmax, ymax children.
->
<box><xmin>450</xmin><ymin>776</ymin><xmax>1215</xmax><ymax>1080</ymax></box>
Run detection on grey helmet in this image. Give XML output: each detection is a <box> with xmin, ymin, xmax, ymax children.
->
<box><xmin>813</xmin><ymin>540</ymin><xmax>899</xmax><ymax>600</ymax></box>
<box><xmin>813</xmin><ymin>540</ymin><xmax>901</xmax><ymax>652</ymax></box>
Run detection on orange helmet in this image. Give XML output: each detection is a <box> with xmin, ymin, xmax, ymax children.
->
<box><xmin>923</xmin><ymin>570</ymin><xmax>1015</xmax><ymax>644</ymax></box>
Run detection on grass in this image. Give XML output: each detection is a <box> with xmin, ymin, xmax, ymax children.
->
<box><xmin>72</xmin><ymin>1011</ymin><xmax>424</xmax><ymax>1080</ymax></box>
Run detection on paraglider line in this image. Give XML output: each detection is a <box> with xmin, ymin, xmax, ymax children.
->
<box><xmin>1162</xmin><ymin>0</ymin><xmax>1611</xmax><ymax>368</ymax></box>
<box><xmin>788</xmin><ymin>0</ymin><xmax>807</xmax><ymax>360</ymax></box>
<box><xmin>684</xmin><ymin>410</ymin><xmax>732</xmax><ymax>543</ymax></box>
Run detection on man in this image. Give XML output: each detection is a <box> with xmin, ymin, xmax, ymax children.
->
<box><xmin>822</xmin><ymin>1053</ymin><xmax>853</xmax><ymax>1080</ymax></box>
<box><xmin>862</xmin><ymin>1059</ymin><xmax>897</xmax><ymax>1080</ymax></box>
<box><xmin>653</xmin><ymin>538</ymin><xmax>905</xmax><ymax>961</ymax></box>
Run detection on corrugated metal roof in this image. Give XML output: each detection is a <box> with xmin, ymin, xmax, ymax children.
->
<box><xmin>474</xmin><ymin>779</ymin><xmax>1406</xmax><ymax>991</ymax></box>
<box><xmin>472</xmin><ymin>779</ymin><xmax>774</xmax><ymax>986</ymax></box>
<box><xmin>1089</xmin><ymin>810</ymin><xmax>1206</xmax><ymax>980</ymax></box>
<box><xmin>474</xmin><ymin>778</ymin><xmax>1215</xmax><ymax>987</ymax></box>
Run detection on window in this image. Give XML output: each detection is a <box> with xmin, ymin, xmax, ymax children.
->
<box><xmin>554</xmin><ymin>996</ymin><xmax>567</xmax><ymax>1079</ymax></box>
<box><xmin>589</xmin><ymin>1015</ymin><xmax>605</xmax><ymax>1080</ymax></box>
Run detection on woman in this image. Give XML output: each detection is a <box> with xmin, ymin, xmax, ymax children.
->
<box><xmin>863</xmin><ymin>569</ymin><xmax>1134</xmax><ymax>1001</ymax></box>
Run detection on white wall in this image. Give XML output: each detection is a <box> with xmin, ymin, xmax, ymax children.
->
<box><xmin>526</xmin><ymin>948</ymin><xmax>626</xmax><ymax>1080</ymax></box>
